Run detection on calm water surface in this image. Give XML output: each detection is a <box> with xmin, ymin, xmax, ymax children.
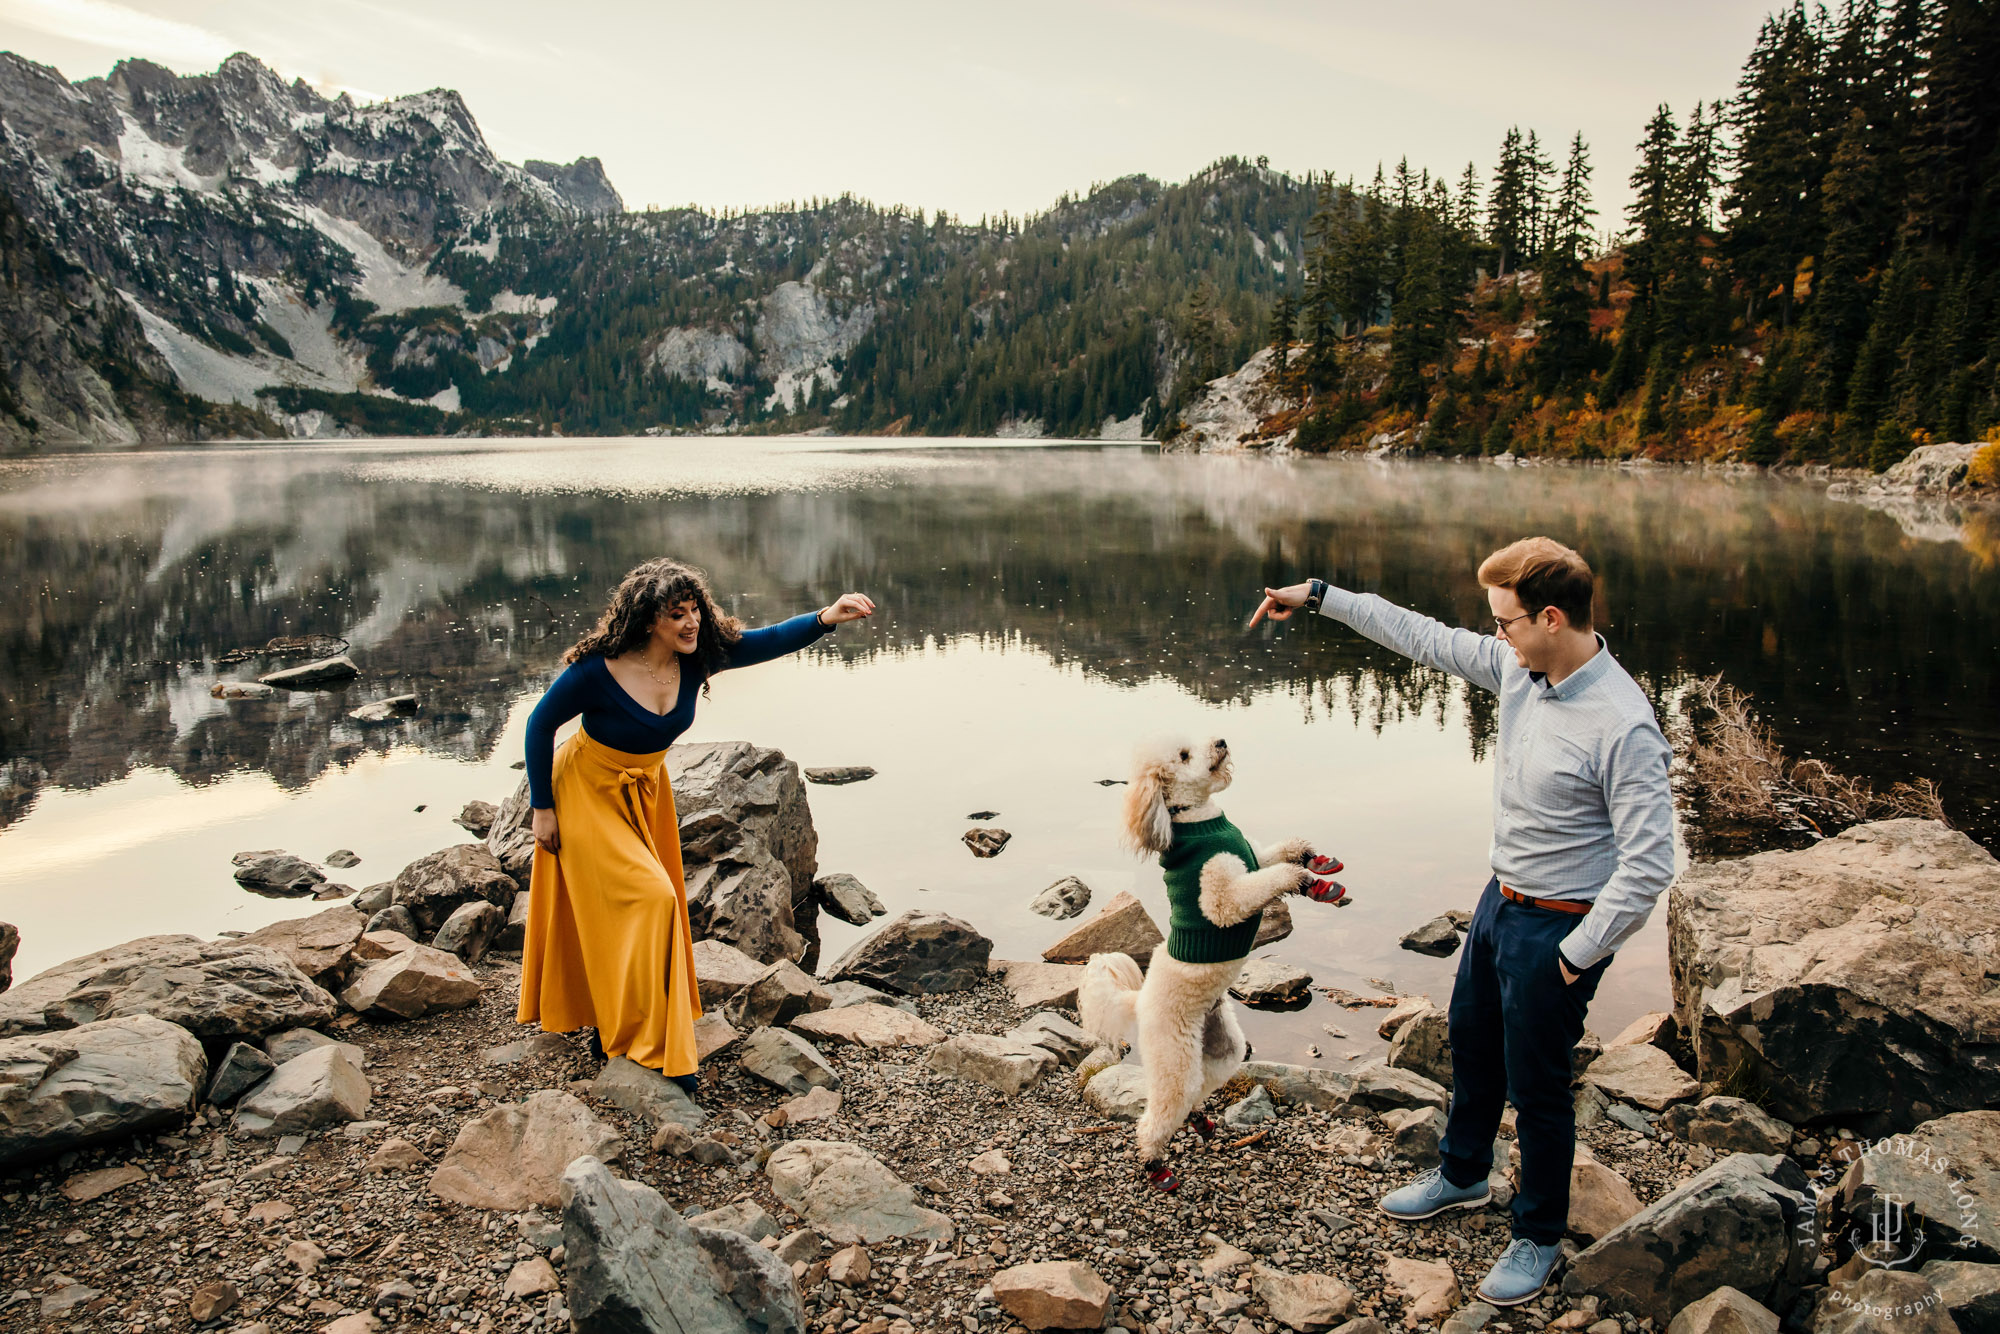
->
<box><xmin>2</xmin><ymin>438</ymin><xmax>1994</xmax><ymax>1063</ymax></box>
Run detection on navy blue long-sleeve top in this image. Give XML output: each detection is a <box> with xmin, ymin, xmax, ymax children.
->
<box><xmin>524</xmin><ymin>611</ymin><xmax>832</xmax><ymax>807</ymax></box>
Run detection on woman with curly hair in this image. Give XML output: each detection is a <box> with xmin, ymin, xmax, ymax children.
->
<box><xmin>516</xmin><ymin>558</ymin><xmax>875</xmax><ymax>1095</ymax></box>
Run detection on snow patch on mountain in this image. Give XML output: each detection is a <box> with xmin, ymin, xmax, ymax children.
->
<box><xmin>251</xmin><ymin>282</ymin><xmax>367</xmax><ymax>390</ymax></box>
<box><xmin>652</xmin><ymin>327</ymin><xmax>749</xmax><ymax>384</ymax></box>
<box><xmin>753</xmin><ymin>280</ymin><xmax>872</xmax><ymax>411</ymax></box>
<box><xmin>994</xmin><ymin>416</ymin><xmax>1047</xmax><ymax>439</ymax></box>
<box><xmin>1162</xmin><ymin>345</ymin><xmax>1294</xmax><ymax>453</ymax></box>
<box><xmin>117</xmin><ymin>117</ymin><xmax>216</xmax><ymax>192</ymax></box>
<box><xmin>298</xmin><ymin>205</ymin><xmax>465</xmax><ymax>312</ymax></box>
<box><xmin>490</xmin><ymin>291</ymin><xmax>557</xmax><ymax>317</ymax></box>
<box><xmin>1100</xmin><ymin>411</ymin><xmax>1147</xmax><ymax>440</ymax></box>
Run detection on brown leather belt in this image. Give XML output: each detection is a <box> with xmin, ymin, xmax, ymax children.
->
<box><xmin>1500</xmin><ymin>883</ymin><xmax>1592</xmax><ymax>915</ymax></box>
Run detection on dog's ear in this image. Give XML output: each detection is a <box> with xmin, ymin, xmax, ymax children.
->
<box><xmin>1122</xmin><ymin>758</ymin><xmax>1173</xmax><ymax>855</ymax></box>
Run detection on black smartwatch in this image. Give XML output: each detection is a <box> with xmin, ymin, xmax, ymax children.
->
<box><xmin>1303</xmin><ymin>578</ymin><xmax>1328</xmax><ymax>613</ymax></box>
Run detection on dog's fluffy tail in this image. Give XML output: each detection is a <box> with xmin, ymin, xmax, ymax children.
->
<box><xmin>1078</xmin><ymin>951</ymin><xmax>1144</xmax><ymax>1053</ymax></box>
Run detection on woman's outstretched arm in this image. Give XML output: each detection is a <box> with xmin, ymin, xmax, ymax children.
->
<box><xmin>723</xmin><ymin>593</ymin><xmax>876</xmax><ymax>670</ymax></box>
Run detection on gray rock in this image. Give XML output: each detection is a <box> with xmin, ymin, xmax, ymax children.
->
<box><xmin>1839</xmin><ymin>1110</ymin><xmax>2000</xmax><ymax>1262</ymax></box>
<box><xmin>365</xmin><ymin>905</ymin><xmax>418</xmax><ymax>937</ymax></box>
<box><xmin>1399</xmin><ymin>915</ymin><xmax>1461</xmax><ymax>957</ymax></box>
<box><xmin>210</xmin><ymin>680</ymin><xmax>276</xmax><ymax>699</ymax></box>
<box><xmin>1562</xmin><ymin>1152</ymin><xmax>1816</xmax><ymax>1324</ymax></box>
<box><xmin>1663</xmin><ymin>1097</ymin><xmax>1795</xmax><ymax>1156</ymax></box>
<box><xmin>263</xmin><ymin>1027</ymin><xmax>365</xmax><ymax>1067</ymax></box>
<box><xmin>765</xmin><ymin>1139</ymin><xmax>953</xmax><ymax>1244</ymax></box>
<box><xmin>234</xmin><ymin>1043</ymin><xmax>370</xmax><ymax>1136</ymax></box>
<box><xmin>813</xmin><ymin>873</ymin><xmax>886</xmax><ymax>926</ymax></box>
<box><xmin>431</xmin><ymin>1090</ymin><xmax>623</xmax><ymax>1211</ymax></box>
<box><xmin>1442</xmin><ymin>1303</ymin><xmax>1502</xmax><ymax>1334</ymax></box>
<box><xmin>1030</xmin><ymin>875</ymin><xmax>1092</xmax><ymax>921</ymax></box>
<box><xmin>1815</xmin><ymin>1270</ymin><xmax>1958</xmax><ymax>1334</ymax></box>
<box><xmin>738</xmin><ymin>1026</ymin><xmax>841</xmax><ymax>1095</ymax></box>
<box><xmin>1004</xmin><ymin>1012</ymin><xmax>1096</xmax><ymax>1067</ymax></box>
<box><xmin>237</xmin><ymin>904</ymin><xmax>370</xmax><ymax>987</ymax></box>
<box><xmin>1662</xmin><ymin>1286</ymin><xmax>1777</xmax><ymax>1334</ymax></box>
<box><xmin>1239</xmin><ymin>1060</ymin><xmax>1356</xmax><ymax>1112</ymax></box>
<box><xmin>348</xmin><ymin>693</ymin><xmax>418</xmax><ymax>724</ymax></box>
<box><xmin>1343</xmin><ymin>1060</ymin><xmax>1450</xmax><ymax>1116</ymax></box>
<box><xmin>325</xmin><ymin>850</ymin><xmax>362</xmax><ymax>870</ymax></box>
<box><xmin>804</xmin><ymin>766</ymin><xmax>875</xmax><ymax>785</ymax></box>
<box><xmin>690</xmin><ymin>938</ymin><xmax>767</xmax><ymax>1008</ymax></box>
<box><xmin>340</xmin><ymin>944</ymin><xmax>482</xmax><ymax>1019</ymax></box>
<box><xmin>1255</xmin><ymin>895</ymin><xmax>1296</xmax><ymax>946</ymax></box>
<box><xmin>589</xmin><ymin>1057</ymin><xmax>705</xmax><ymax>1132</ymax></box>
<box><xmin>431</xmin><ymin>899</ymin><xmax>505</xmax><ymax>964</ymax></box>
<box><xmin>821</xmin><ymin>980</ymin><xmax>917</xmax><ymax>1013</ymax></box>
<box><xmin>1921</xmin><ymin>1260</ymin><xmax>2000</xmax><ymax>1334</ymax></box>
<box><xmin>453</xmin><ymin>800</ymin><xmax>497</xmax><ymax>837</ymax></box>
<box><xmin>206</xmin><ymin>1041</ymin><xmax>275</xmax><ymax>1106</ymax></box>
<box><xmin>1232</xmin><ymin>958</ymin><xmax>1313</xmax><ymax>1007</ymax></box>
<box><xmin>722</xmin><ymin>959</ymin><xmax>833</xmax><ymax>1031</ymax></box>
<box><xmin>259</xmin><ymin>655</ymin><xmax>357</xmax><ymax>687</ymax></box>
<box><xmin>990</xmin><ymin>959</ymin><xmax>1086</xmax><ymax>1010</ymax></box>
<box><xmin>1224</xmin><ymin>1085</ymin><xmax>1278</xmax><ymax>1129</ymax></box>
<box><xmin>483</xmin><ymin>1033</ymin><xmax>571</xmax><ymax>1066</ymax></box>
<box><xmin>685</xmin><ymin>1199</ymin><xmax>779</xmax><ymax>1241</ymax></box>
<box><xmin>825</xmin><ymin>910</ymin><xmax>993</xmax><ymax>995</ymax></box>
<box><xmin>0</xmin><ymin>934</ymin><xmax>337</xmax><ymax>1040</ymax></box>
<box><xmin>672</xmin><ymin>740</ymin><xmax>819</xmax><ymax>966</ymax></box>
<box><xmin>0</xmin><ymin>921</ymin><xmax>15</xmax><ymax>993</ymax></box>
<box><xmin>1670</xmin><ymin>818</ymin><xmax>2000</xmax><ymax>1133</ymax></box>
<box><xmin>1576</xmin><ymin>1082</ymin><xmax>1612</xmax><ymax>1129</ymax></box>
<box><xmin>1386</xmin><ymin>1001</ymin><xmax>1453</xmax><ymax>1088</ymax></box>
<box><xmin>924</xmin><ymin>1034</ymin><xmax>1058</xmax><ymax>1097</ymax></box>
<box><xmin>0</xmin><ymin>1015</ymin><xmax>206</xmax><ymax>1165</ymax></box>
<box><xmin>486</xmin><ymin>778</ymin><xmax>537</xmax><ymax>887</ymax></box>
<box><xmin>389</xmin><ymin>843</ymin><xmax>518</xmax><ymax>935</ymax></box>
<box><xmin>1082</xmin><ymin>1063</ymin><xmax>1148</xmax><ymax>1120</ymax></box>
<box><xmin>494</xmin><ymin>891</ymin><xmax>529</xmax><ymax>952</ymax></box>
<box><xmin>232</xmin><ymin>851</ymin><xmax>328</xmax><ymax>898</ymax></box>
<box><xmin>1041</xmin><ymin>890</ymin><xmax>1164</xmax><ymax>967</ymax></box>
<box><xmin>1382</xmin><ymin>1105</ymin><xmax>1446</xmax><ymax>1166</ymax></box>
<box><xmin>1586</xmin><ymin>1045</ymin><xmax>1700</xmax><ymax>1111</ymax></box>
<box><xmin>1252</xmin><ymin>1264</ymin><xmax>1354</xmax><ymax>1331</ymax></box>
<box><xmin>1829</xmin><ymin>441</ymin><xmax>1982</xmax><ymax>497</ymax></box>
<box><xmin>1607</xmin><ymin>1102</ymin><xmax>1657</xmax><ymax>1135</ymax></box>
<box><xmin>560</xmin><ymin>1154</ymin><xmax>806</xmax><ymax>1334</ymax></box>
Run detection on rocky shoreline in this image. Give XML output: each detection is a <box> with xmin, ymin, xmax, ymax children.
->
<box><xmin>2</xmin><ymin>749</ymin><xmax>1997</xmax><ymax>1334</ymax></box>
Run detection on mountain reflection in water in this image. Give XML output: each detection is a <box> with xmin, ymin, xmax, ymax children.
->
<box><xmin>0</xmin><ymin>440</ymin><xmax>1993</xmax><ymax>1047</ymax></box>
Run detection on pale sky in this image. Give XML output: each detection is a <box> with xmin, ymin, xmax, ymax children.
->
<box><xmin>0</xmin><ymin>0</ymin><xmax>1771</xmax><ymax>225</ymax></box>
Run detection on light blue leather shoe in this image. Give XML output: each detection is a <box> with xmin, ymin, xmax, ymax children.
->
<box><xmin>1476</xmin><ymin>1237</ymin><xmax>1562</xmax><ymax>1306</ymax></box>
<box><xmin>1377</xmin><ymin>1166</ymin><xmax>1492</xmax><ymax>1221</ymax></box>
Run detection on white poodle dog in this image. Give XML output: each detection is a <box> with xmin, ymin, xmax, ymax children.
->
<box><xmin>1078</xmin><ymin>734</ymin><xmax>1345</xmax><ymax>1191</ymax></box>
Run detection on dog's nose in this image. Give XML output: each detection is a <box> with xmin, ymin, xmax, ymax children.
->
<box><xmin>1214</xmin><ymin>738</ymin><xmax>1227</xmax><ymax>751</ymax></box>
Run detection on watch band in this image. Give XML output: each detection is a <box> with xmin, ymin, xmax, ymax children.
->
<box><xmin>1304</xmin><ymin>578</ymin><xmax>1328</xmax><ymax>613</ymax></box>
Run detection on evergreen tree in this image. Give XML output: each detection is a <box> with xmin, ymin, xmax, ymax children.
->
<box><xmin>1534</xmin><ymin>133</ymin><xmax>1598</xmax><ymax>393</ymax></box>
<box><xmin>1488</xmin><ymin>128</ymin><xmax>1528</xmax><ymax>277</ymax></box>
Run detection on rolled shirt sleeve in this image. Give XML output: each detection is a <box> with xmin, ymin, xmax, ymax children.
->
<box><xmin>1557</xmin><ymin>720</ymin><xmax>1677</xmax><ymax>970</ymax></box>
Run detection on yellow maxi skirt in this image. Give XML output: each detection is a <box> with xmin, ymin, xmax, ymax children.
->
<box><xmin>516</xmin><ymin>729</ymin><xmax>702</xmax><ymax>1077</ymax></box>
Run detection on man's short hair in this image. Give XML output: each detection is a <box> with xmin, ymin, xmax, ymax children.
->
<box><xmin>1478</xmin><ymin>537</ymin><xmax>1595</xmax><ymax>629</ymax></box>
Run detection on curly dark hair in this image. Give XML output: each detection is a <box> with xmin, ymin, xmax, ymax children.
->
<box><xmin>561</xmin><ymin>559</ymin><xmax>743</xmax><ymax>690</ymax></box>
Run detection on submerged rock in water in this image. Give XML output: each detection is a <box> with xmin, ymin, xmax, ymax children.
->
<box><xmin>452</xmin><ymin>800</ymin><xmax>497</xmax><ymax>837</ymax></box>
<box><xmin>804</xmin><ymin>766</ymin><xmax>875</xmax><ymax>785</ymax></box>
<box><xmin>1029</xmin><ymin>875</ymin><xmax>1092</xmax><ymax>920</ymax></box>
<box><xmin>1670</xmin><ymin>818</ymin><xmax>2000</xmax><ymax>1133</ymax></box>
<box><xmin>258</xmin><ymin>655</ymin><xmax>358</xmax><ymax>688</ymax></box>
<box><xmin>963</xmin><ymin>826</ymin><xmax>1011</xmax><ymax>857</ymax></box>
<box><xmin>348</xmin><ymin>693</ymin><xmax>418</xmax><ymax>724</ymax></box>
<box><xmin>1399</xmin><ymin>915</ymin><xmax>1461</xmax><ymax>957</ymax></box>
<box><xmin>812</xmin><ymin>872</ymin><xmax>885</xmax><ymax>926</ymax></box>
<box><xmin>1231</xmin><ymin>957</ymin><xmax>1313</xmax><ymax>1007</ymax></box>
<box><xmin>232</xmin><ymin>850</ymin><xmax>327</xmax><ymax>898</ymax></box>
<box><xmin>0</xmin><ymin>921</ymin><xmax>16</xmax><ymax>993</ymax></box>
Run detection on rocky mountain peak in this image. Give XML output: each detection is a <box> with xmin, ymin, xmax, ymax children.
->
<box><xmin>523</xmin><ymin>156</ymin><xmax>623</xmax><ymax>216</ymax></box>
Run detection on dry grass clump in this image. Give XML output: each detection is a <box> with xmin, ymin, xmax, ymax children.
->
<box><xmin>1683</xmin><ymin>674</ymin><xmax>1948</xmax><ymax>836</ymax></box>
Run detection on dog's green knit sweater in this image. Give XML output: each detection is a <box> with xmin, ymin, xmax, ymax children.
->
<box><xmin>1160</xmin><ymin>813</ymin><xmax>1265</xmax><ymax>964</ymax></box>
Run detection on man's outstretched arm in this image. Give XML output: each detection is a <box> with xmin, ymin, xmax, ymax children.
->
<box><xmin>1252</xmin><ymin>581</ymin><xmax>1510</xmax><ymax>695</ymax></box>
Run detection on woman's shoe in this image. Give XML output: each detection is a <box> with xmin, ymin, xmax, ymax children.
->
<box><xmin>670</xmin><ymin>1072</ymin><xmax>699</xmax><ymax>1095</ymax></box>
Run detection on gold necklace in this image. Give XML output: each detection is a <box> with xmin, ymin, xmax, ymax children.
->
<box><xmin>637</xmin><ymin>650</ymin><xmax>679</xmax><ymax>692</ymax></box>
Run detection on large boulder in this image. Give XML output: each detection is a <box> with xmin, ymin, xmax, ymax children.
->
<box><xmin>791</xmin><ymin>1005</ymin><xmax>946</xmax><ymax>1049</ymax></box>
<box><xmin>485</xmin><ymin>778</ymin><xmax>537</xmax><ymax>886</ymax></box>
<box><xmin>0</xmin><ymin>1015</ymin><xmax>206</xmax><ymax>1165</ymax></box>
<box><xmin>814</xmin><ymin>873</ymin><xmax>886</xmax><ymax>926</ymax></box>
<box><xmin>673</xmin><ymin>740</ymin><xmax>818</xmax><ymax>963</ymax></box>
<box><xmin>233</xmin><ymin>1044</ymin><xmax>370</xmax><ymax>1137</ymax></box>
<box><xmin>1232</xmin><ymin>958</ymin><xmax>1312</xmax><ymax>1007</ymax></box>
<box><xmin>1386</xmin><ymin>1000</ymin><xmax>1453</xmax><ymax>1088</ymax></box>
<box><xmin>430</xmin><ymin>1089</ymin><xmax>623</xmax><ymax>1210</ymax></box>
<box><xmin>722</xmin><ymin>960</ymin><xmax>832</xmax><ymax>1031</ymax></box>
<box><xmin>1817</xmin><ymin>1270</ymin><xmax>1960</xmax><ymax>1334</ymax></box>
<box><xmin>1586</xmin><ymin>1045</ymin><xmax>1700</xmax><ymax>1111</ymax></box>
<box><xmin>561</xmin><ymin>1154</ymin><xmax>805</xmax><ymax>1334</ymax></box>
<box><xmin>765</xmin><ymin>1139</ymin><xmax>953</xmax><ymax>1244</ymax></box>
<box><xmin>1030</xmin><ymin>876</ymin><xmax>1093</xmax><ymax>921</ymax></box>
<box><xmin>993</xmin><ymin>1261</ymin><xmax>1115</xmax><ymax>1331</ymax></box>
<box><xmin>1563</xmin><ymin>1152</ymin><xmax>1817</xmax><ymax>1324</ymax></box>
<box><xmin>1082</xmin><ymin>1063</ymin><xmax>1149</xmax><ymax>1120</ymax></box>
<box><xmin>689</xmin><ymin>938</ymin><xmax>766</xmax><ymax>1008</ymax></box>
<box><xmin>1837</xmin><ymin>1110</ymin><xmax>2000</xmax><ymax>1263</ymax></box>
<box><xmin>1669</xmin><ymin>819</ymin><xmax>2000</xmax><ymax>1133</ymax></box>
<box><xmin>738</xmin><ymin>1026</ymin><xmax>841</xmax><ymax>1095</ymax></box>
<box><xmin>991</xmin><ymin>959</ymin><xmax>1085</xmax><ymax>1010</ymax></box>
<box><xmin>924</xmin><ymin>1034</ymin><xmax>1058</xmax><ymax>1097</ymax></box>
<box><xmin>341</xmin><ymin>944</ymin><xmax>481</xmax><ymax>1019</ymax></box>
<box><xmin>1829</xmin><ymin>442</ymin><xmax>1982</xmax><ymax>497</ymax></box>
<box><xmin>1663</xmin><ymin>1097</ymin><xmax>1795</xmax><ymax>1157</ymax></box>
<box><xmin>0</xmin><ymin>935</ymin><xmax>338</xmax><ymax>1040</ymax></box>
<box><xmin>824</xmin><ymin>910</ymin><xmax>992</xmax><ymax>995</ymax></box>
<box><xmin>239</xmin><ymin>905</ymin><xmax>370</xmax><ymax>988</ymax></box>
<box><xmin>1921</xmin><ymin>1260</ymin><xmax>2000</xmax><ymax>1334</ymax></box>
<box><xmin>1040</xmin><ymin>891</ymin><xmax>1164</xmax><ymax>967</ymax></box>
<box><xmin>1663</xmin><ymin>1287</ymin><xmax>1779</xmax><ymax>1334</ymax></box>
<box><xmin>389</xmin><ymin>844</ymin><xmax>517</xmax><ymax>935</ymax></box>
<box><xmin>431</xmin><ymin>900</ymin><xmax>505</xmax><ymax>964</ymax></box>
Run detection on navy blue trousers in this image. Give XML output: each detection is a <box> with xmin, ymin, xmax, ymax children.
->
<box><xmin>1437</xmin><ymin>877</ymin><xmax>1609</xmax><ymax>1245</ymax></box>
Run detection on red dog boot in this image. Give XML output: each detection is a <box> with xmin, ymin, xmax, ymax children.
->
<box><xmin>1187</xmin><ymin>1111</ymin><xmax>1217</xmax><ymax>1140</ymax></box>
<box><xmin>1302</xmin><ymin>878</ymin><xmax>1347</xmax><ymax>904</ymax></box>
<box><xmin>1144</xmin><ymin>1160</ymin><xmax>1181</xmax><ymax>1192</ymax></box>
<box><xmin>1306</xmin><ymin>853</ymin><xmax>1344</xmax><ymax>877</ymax></box>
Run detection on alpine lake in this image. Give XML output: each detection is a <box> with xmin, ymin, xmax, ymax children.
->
<box><xmin>2</xmin><ymin>437</ymin><xmax>1994</xmax><ymax>1063</ymax></box>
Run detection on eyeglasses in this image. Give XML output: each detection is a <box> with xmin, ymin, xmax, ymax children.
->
<box><xmin>1493</xmin><ymin>611</ymin><xmax>1538</xmax><ymax>637</ymax></box>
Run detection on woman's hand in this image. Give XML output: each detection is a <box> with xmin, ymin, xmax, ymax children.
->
<box><xmin>1247</xmin><ymin>582</ymin><xmax>1313</xmax><ymax>629</ymax></box>
<box><xmin>532</xmin><ymin>806</ymin><xmax>560</xmax><ymax>854</ymax></box>
<box><xmin>818</xmin><ymin>593</ymin><xmax>877</xmax><ymax>626</ymax></box>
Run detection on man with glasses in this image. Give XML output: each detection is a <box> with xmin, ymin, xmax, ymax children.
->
<box><xmin>1250</xmin><ymin>538</ymin><xmax>1674</xmax><ymax>1306</ymax></box>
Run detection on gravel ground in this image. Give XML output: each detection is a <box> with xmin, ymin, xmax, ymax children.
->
<box><xmin>0</xmin><ymin>958</ymin><xmax>1719</xmax><ymax>1334</ymax></box>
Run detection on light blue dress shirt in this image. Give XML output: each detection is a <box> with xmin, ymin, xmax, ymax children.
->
<box><xmin>1316</xmin><ymin>587</ymin><xmax>1676</xmax><ymax>970</ymax></box>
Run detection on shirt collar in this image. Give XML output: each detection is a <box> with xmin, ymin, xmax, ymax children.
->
<box><xmin>1531</xmin><ymin>633</ymin><xmax>1612</xmax><ymax>700</ymax></box>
